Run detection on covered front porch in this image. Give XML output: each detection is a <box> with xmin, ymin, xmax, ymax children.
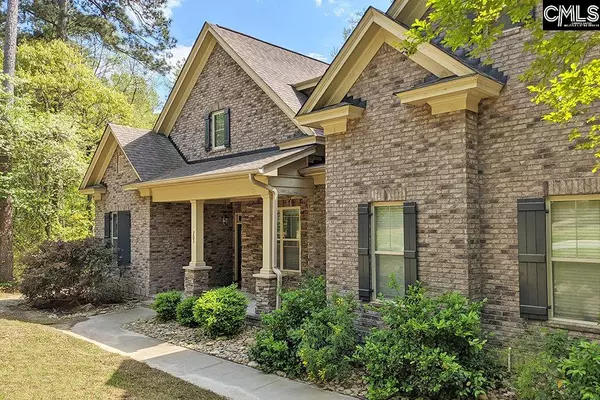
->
<box><xmin>125</xmin><ymin>145</ymin><xmax>325</xmax><ymax>314</ymax></box>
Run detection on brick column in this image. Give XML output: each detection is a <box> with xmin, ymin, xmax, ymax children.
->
<box><xmin>255</xmin><ymin>276</ymin><xmax>277</xmax><ymax>314</ymax></box>
<box><xmin>184</xmin><ymin>266</ymin><xmax>211</xmax><ymax>296</ymax></box>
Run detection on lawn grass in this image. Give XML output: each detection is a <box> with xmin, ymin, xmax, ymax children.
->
<box><xmin>0</xmin><ymin>319</ymin><xmax>224</xmax><ymax>400</ymax></box>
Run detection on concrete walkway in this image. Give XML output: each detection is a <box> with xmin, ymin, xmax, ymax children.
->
<box><xmin>68</xmin><ymin>307</ymin><xmax>354</xmax><ymax>400</ymax></box>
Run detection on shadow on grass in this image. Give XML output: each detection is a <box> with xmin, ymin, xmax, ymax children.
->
<box><xmin>106</xmin><ymin>359</ymin><xmax>224</xmax><ymax>400</ymax></box>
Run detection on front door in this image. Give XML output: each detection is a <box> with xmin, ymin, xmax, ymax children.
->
<box><xmin>235</xmin><ymin>214</ymin><xmax>242</xmax><ymax>288</ymax></box>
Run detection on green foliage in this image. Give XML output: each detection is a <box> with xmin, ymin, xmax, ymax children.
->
<box><xmin>0</xmin><ymin>40</ymin><xmax>160</xmax><ymax>263</ymax></box>
<box><xmin>248</xmin><ymin>276</ymin><xmax>327</xmax><ymax>376</ymax></box>
<box><xmin>152</xmin><ymin>291</ymin><xmax>181</xmax><ymax>321</ymax></box>
<box><xmin>20</xmin><ymin>0</ymin><xmax>176</xmax><ymax>73</ymax></box>
<box><xmin>514</xmin><ymin>330</ymin><xmax>600</xmax><ymax>400</ymax></box>
<box><xmin>176</xmin><ymin>296</ymin><xmax>199</xmax><ymax>327</ymax></box>
<box><xmin>355</xmin><ymin>284</ymin><xmax>499</xmax><ymax>400</ymax></box>
<box><xmin>20</xmin><ymin>238</ymin><xmax>122</xmax><ymax>306</ymax></box>
<box><xmin>400</xmin><ymin>0</ymin><xmax>600</xmax><ymax>171</ymax></box>
<box><xmin>297</xmin><ymin>293</ymin><xmax>358</xmax><ymax>383</ymax></box>
<box><xmin>193</xmin><ymin>285</ymin><xmax>248</xmax><ymax>338</ymax></box>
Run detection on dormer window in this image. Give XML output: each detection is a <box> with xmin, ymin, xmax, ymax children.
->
<box><xmin>205</xmin><ymin>108</ymin><xmax>231</xmax><ymax>152</ymax></box>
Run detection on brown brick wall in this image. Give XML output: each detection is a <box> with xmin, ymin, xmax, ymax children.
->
<box><xmin>232</xmin><ymin>186</ymin><xmax>326</xmax><ymax>294</ymax></box>
<box><xmin>95</xmin><ymin>148</ymin><xmax>151</xmax><ymax>297</ymax></box>
<box><xmin>170</xmin><ymin>44</ymin><xmax>301</xmax><ymax>162</ymax></box>
<box><xmin>325</xmin><ymin>31</ymin><xmax>600</xmax><ymax>342</ymax></box>
<box><xmin>149</xmin><ymin>202</ymin><xmax>191</xmax><ymax>294</ymax></box>
<box><xmin>478</xmin><ymin>26</ymin><xmax>600</xmax><ymax>341</ymax></box>
<box><xmin>326</xmin><ymin>44</ymin><xmax>479</xmax><ymax>299</ymax></box>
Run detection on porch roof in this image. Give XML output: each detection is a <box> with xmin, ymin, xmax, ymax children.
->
<box><xmin>126</xmin><ymin>145</ymin><xmax>316</xmax><ymax>189</ymax></box>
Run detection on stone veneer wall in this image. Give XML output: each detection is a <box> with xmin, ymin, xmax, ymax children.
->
<box><xmin>325</xmin><ymin>29</ymin><xmax>600</xmax><ymax>342</ymax></box>
<box><xmin>169</xmin><ymin>44</ymin><xmax>301</xmax><ymax>162</ymax></box>
<box><xmin>95</xmin><ymin>148</ymin><xmax>151</xmax><ymax>297</ymax></box>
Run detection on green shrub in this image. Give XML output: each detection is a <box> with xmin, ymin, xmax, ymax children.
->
<box><xmin>176</xmin><ymin>296</ymin><xmax>199</xmax><ymax>327</ymax></box>
<box><xmin>193</xmin><ymin>285</ymin><xmax>247</xmax><ymax>337</ymax></box>
<box><xmin>514</xmin><ymin>330</ymin><xmax>600</xmax><ymax>400</ymax></box>
<box><xmin>248</xmin><ymin>275</ymin><xmax>327</xmax><ymax>376</ymax></box>
<box><xmin>355</xmin><ymin>284</ymin><xmax>499</xmax><ymax>400</ymax></box>
<box><xmin>152</xmin><ymin>291</ymin><xmax>181</xmax><ymax>321</ymax></box>
<box><xmin>298</xmin><ymin>293</ymin><xmax>358</xmax><ymax>383</ymax></box>
<box><xmin>20</xmin><ymin>238</ymin><xmax>122</xmax><ymax>306</ymax></box>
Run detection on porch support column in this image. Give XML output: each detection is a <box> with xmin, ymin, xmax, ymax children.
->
<box><xmin>253</xmin><ymin>193</ymin><xmax>277</xmax><ymax>314</ymax></box>
<box><xmin>190</xmin><ymin>199</ymin><xmax>206</xmax><ymax>267</ymax></box>
<box><xmin>183</xmin><ymin>199</ymin><xmax>212</xmax><ymax>297</ymax></box>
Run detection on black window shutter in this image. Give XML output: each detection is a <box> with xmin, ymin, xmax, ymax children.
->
<box><xmin>224</xmin><ymin>108</ymin><xmax>231</xmax><ymax>148</ymax></box>
<box><xmin>517</xmin><ymin>198</ymin><xmax>548</xmax><ymax>320</ymax></box>
<box><xmin>204</xmin><ymin>114</ymin><xmax>211</xmax><ymax>152</ymax></box>
<box><xmin>403</xmin><ymin>202</ymin><xmax>418</xmax><ymax>291</ymax></box>
<box><xmin>117</xmin><ymin>211</ymin><xmax>131</xmax><ymax>266</ymax></box>
<box><xmin>104</xmin><ymin>213</ymin><xmax>111</xmax><ymax>244</ymax></box>
<box><xmin>358</xmin><ymin>203</ymin><xmax>372</xmax><ymax>302</ymax></box>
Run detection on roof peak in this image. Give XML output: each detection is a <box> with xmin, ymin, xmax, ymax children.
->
<box><xmin>211</xmin><ymin>23</ymin><xmax>329</xmax><ymax>66</ymax></box>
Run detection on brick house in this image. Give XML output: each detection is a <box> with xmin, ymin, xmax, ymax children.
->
<box><xmin>81</xmin><ymin>1</ymin><xmax>600</xmax><ymax>341</ymax></box>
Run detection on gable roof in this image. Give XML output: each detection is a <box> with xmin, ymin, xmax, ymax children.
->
<box><xmin>154</xmin><ymin>23</ymin><xmax>328</xmax><ymax>136</ymax></box>
<box><xmin>80</xmin><ymin>124</ymin><xmax>186</xmax><ymax>189</ymax></box>
<box><xmin>298</xmin><ymin>7</ymin><xmax>482</xmax><ymax>115</ymax></box>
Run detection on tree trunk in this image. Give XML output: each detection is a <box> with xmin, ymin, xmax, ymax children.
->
<box><xmin>0</xmin><ymin>0</ymin><xmax>19</xmax><ymax>282</ymax></box>
<box><xmin>57</xmin><ymin>0</ymin><xmax>68</xmax><ymax>40</ymax></box>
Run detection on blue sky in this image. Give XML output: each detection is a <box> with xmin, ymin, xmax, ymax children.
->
<box><xmin>163</xmin><ymin>0</ymin><xmax>392</xmax><ymax>80</ymax></box>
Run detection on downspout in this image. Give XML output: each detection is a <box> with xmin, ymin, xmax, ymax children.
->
<box><xmin>249</xmin><ymin>174</ymin><xmax>282</xmax><ymax>309</ymax></box>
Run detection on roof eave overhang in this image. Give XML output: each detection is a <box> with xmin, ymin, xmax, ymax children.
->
<box><xmin>298</xmin><ymin>7</ymin><xmax>476</xmax><ymax>117</ymax></box>
<box><xmin>395</xmin><ymin>74</ymin><xmax>504</xmax><ymax>114</ymax></box>
<box><xmin>296</xmin><ymin>104</ymin><xmax>365</xmax><ymax>136</ymax></box>
<box><xmin>124</xmin><ymin>146</ymin><xmax>317</xmax><ymax>191</ymax></box>
<box><xmin>386</xmin><ymin>0</ymin><xmax>430</xmax><ymax>25</ymax></box>
<box><xmin>277</xmin><ymin>135</ymin><xmax>325</xmax><ymax>150</ymax></box>
<box><xmin>79</xmin><ymin>124</ymin><xmax>142</xmax><ymax>191</ymax></box>
<box><xmin>292</xmin><ymin>75</ymin><xmax>322</xmax><ymax>92</ymax></box>
<box><xmin>79</xmin><ymin>186</ymin><xmax>107</xmax><ymax>201</ymax></box>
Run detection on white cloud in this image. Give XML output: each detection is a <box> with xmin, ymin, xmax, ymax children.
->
<box><xmin>168</xmin><ymin>44</ymin><xmax>193</xmax><ymax>67</ymax></box>
<box><xmin>323</xmin><ymin>0</ymin><xmax>353</xmax><ymax>18</ymax></box>
<box><xmin>162</xmin><ymin>0</ymin><xmax>183</xmax><ymax>19</ymax></box>
<box><xmin>307</xmin><ymin>52</ymin><xmax>329</xmax><ymax>62</ymax></box>
<box><xmin>315</xmin><ymin>0</ymin><xmax>322</xmax><ymax>6</ymax></box>
<box><xmin>333</xmin><ymin>7</ymin><xmax>345</xmax><ymax>17</ymax></box>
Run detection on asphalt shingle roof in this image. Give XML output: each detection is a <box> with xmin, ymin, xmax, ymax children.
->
<box><xmin>211</xmin><ymin>24</ymin><xmax>329</xmax><ymax>113</ymax></box>
<box><xmin>109</xmin><ymin>124</ymin><xmax>187</xmax><ymax>181</ymax></box>
<box><xmin>145</xmin><ymin>146</ymin><xmax>313</xmax><ymax>183</ymax></box>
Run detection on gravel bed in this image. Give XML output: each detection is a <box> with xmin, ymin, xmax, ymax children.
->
<box><xmin>124</xmin><ymin>317</ymin><xmax>517</xmax><ymax>400</ymax></box>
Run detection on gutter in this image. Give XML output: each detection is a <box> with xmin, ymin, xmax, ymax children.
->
<box><xmin>248</xmin><ymin>174</ymin><xmax>282</xmax><ymax>309</ymax></box>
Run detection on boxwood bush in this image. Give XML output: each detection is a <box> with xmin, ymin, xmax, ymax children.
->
<box><xmin>176</xmin><ymin>295</ymin><xmax>199</xmax><ymax>327</ymax></box>
<box><xmin>355</xmin><ymin>284</ymin><xmax>501</xmax><ymax>400</ymax></box>
<box><xmin>248</xmin><ymin>275</ymin><xmax>327</xmax><ymax>376</ymax></box>
<box><xmin>20</xmin><ymin>238</ymin><xmax>122</xmax><ymax>306</ymax></box>
<box><xmin>193</xmin><ymin>285</ymin><xmax>247</xmax><ymax>337</ymax></box>
<box><xmin>152</xmin><ymin>291</ymin><xmax>181</xmax><ymax>321</ymax></box>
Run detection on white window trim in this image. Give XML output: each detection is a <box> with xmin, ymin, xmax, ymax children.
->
<box><xmin>371</xmin><ymin>202</ymin><xmax>404</xmax><ymax>300</ymax></box>
<box><xmin>546</xmin><ymin>195</ymin><xmax>600</xmax><ymax>322</ymax></box>
<box><xmin>211</xmin><ymin>110</ymin><xmax>226</xmax><ymax>151</ymax></box>
<box><xmin>111</xmin><ymin>211</ymin><xmax>118</xmax><ymax>248</ymax></box>
<box><xmin>278</xmin><ymin>206</ymin><xmax>301</xmax><ymax>273</ymax></box>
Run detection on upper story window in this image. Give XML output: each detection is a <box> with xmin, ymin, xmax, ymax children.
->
<box><xmin>549</xmin><ymin>198</ymin><xmax>600</xmax><ymax>323</ymax></box>
<box><xmin>372</xmin><ymin>203</ymin><xmax>404</xmax><ymax>298</ymax></box>
<box><xmin>205</xmin><ymin>108</ymin><xmax>230</xmax><ymax>152</ymax></box>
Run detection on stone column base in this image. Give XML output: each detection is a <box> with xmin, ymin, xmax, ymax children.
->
<box><xmin>254</xmin><ymin>273</ymin><xmax>277</xmax><ymax>314</ymax></box>
<box><xmin>184</xmin><ymin>265</ymin><xmax>212</xmax><ymax>297</ymax></box>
